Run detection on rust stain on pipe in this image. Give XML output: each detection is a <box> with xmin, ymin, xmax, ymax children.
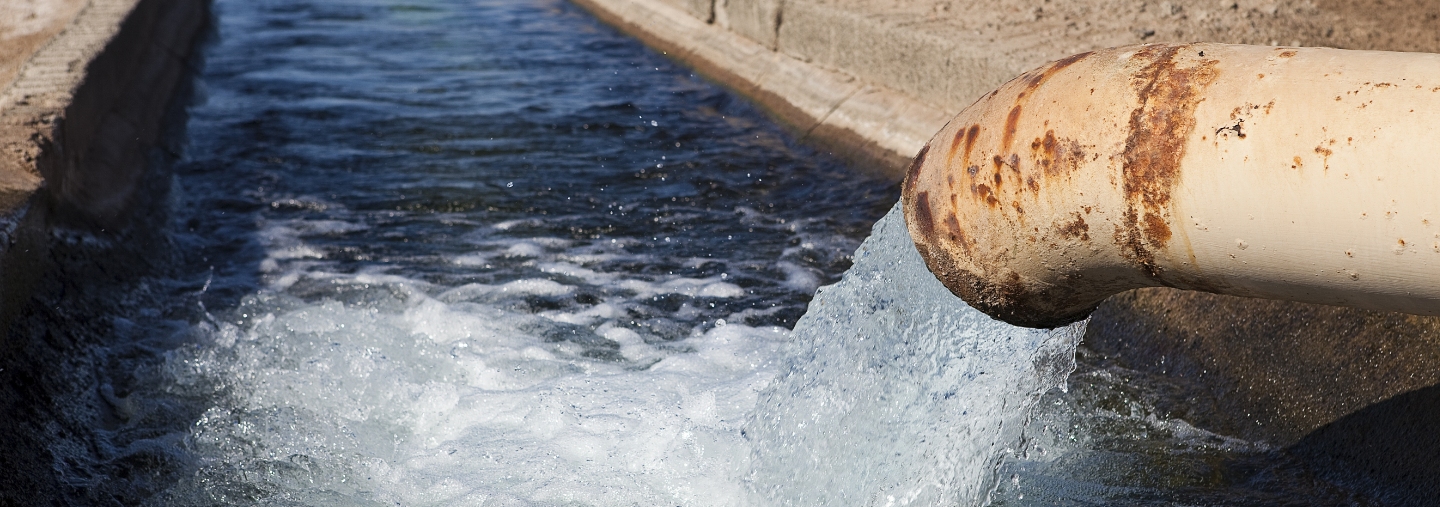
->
<box><xmin>1117</xmin><ymin>44</ymin><xmax>1219</xmax><ymax>279</ymax></box>
<box><xmin>905</xmin><ymin>43</ymin><xmax>1440</xmax><ymax>327</ymax></box>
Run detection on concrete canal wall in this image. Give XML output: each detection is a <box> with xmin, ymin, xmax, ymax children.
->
<box><xmin>0</xmin><ymin>0</ymin><xmax>210</xmax><ymax>320</ymax></box>
<box><xmin>573</xmin><ymin>0</ymin><xmax>1440</xmax><ymax>452</ymax></box>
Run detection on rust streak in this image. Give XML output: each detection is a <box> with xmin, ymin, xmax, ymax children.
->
<box><xmin>946</xmin><ymin>128</ymin><xmax>965</xmax><ymax>167</ymax></box>
<box><xmin>964</xmin><ymin>125</ymin><xmax>981</xmax><ymax>157</ymax></box>
<box><xmin>913</xmin><ymin>191</ymin><xmax>936</xmax><ymax>241</ymax></box>
<box><xmin>1002</xmin><ymin>105</ymin><xmax>1023</xmax><ymax>151</ymax></box>
<box><xmin>1049</xmin><ymin>51</ymin><xmax>1095</xmax><ymax>74</ymax></box>
<box><xmin>1118</xmin><ymin>44</ymin><xmax>1219</xmax><ymax>278</ymax></box>
<box><xmin>1315</xmin><ymin>144</ymin><xmax>1333</xmax><ymax>171</ymax></box>
<box><xmin>1057</xmin><ymin>212</ymin><xmax>1090</xmax><ymax>241</ymax></box>
<box><xmin>902</xmin><ymin>144</ymin><xmax>931</xmax><ymax>195</ymax></box>
<box><xmin>1001</xmin><ymin>52</ymin><xmax>1092</xmax><ymax>154</ymax></box>
<box><xmin>944</xmin><ymin>215</ymin><xmax>971</xmax><ymax>255</ymax></box>
<box><xmin>1029</xmin><ymin>129</ymin><xmax>1086</xmax><ymax>177</ymax></box>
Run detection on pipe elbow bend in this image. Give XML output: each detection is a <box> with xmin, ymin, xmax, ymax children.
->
<box><xmin>904</xmin><ymin>43</ymin><xmax>1440</xmax><ymax>328</ymax></box>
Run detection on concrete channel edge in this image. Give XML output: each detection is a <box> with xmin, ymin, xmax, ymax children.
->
<box><xmin>571</xmin><ymin>0</ymin><xmax>949</xmax><ymax>177</ymax></box>
<box><xmin>0</xmin><ymin>0</ymin><xmax>212</xmax><ymax>322</ymax></box>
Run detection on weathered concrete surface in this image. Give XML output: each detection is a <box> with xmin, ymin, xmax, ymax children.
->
<box><xmin>574</xmin><ymin>0</ymin><xmax>1440</xmax><ymax>453</ymax></box>
<box><xmin>1</xmin><ymin>0</ymin><xmax>210</xmax><ymax>222</ymax></box>
<box><xmin>0</xmin><ymin>1</ymin><xmax>89</xmax><ymax>109</ymax></box>
<box><xmin>0</xmin><ymin>0</ymin><xmax>87</xmax><ymax>213</ymax></box>
<box><xmin>0</xmin><ymin>0</ymin><xmax>210</xmax><ymax>322</ymax></box>
<box><xmin>580</xmin><ymin>0</ymin><xmax>1440</xmax><ymax>173</ymax></box>
<box><xmin>573</xmin><ymin>0</ymin><xmax>949</xmax><ymax>174</ymax></box>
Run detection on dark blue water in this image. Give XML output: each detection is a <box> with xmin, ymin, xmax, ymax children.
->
<box><xmin>181</xmin><ymin>0</ymin><xmax>895</xmax><ymax>327</ymax></box>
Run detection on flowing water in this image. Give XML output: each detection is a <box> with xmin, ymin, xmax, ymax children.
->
<box><xmin>0</xmin><ymin>0</ymin><xmax>1404</xmax><ymax>505</ymax></box>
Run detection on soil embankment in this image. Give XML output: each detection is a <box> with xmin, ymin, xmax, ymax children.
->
<box><xmin>573</xmin><ymin>0</ymin><xmax>1440</xmax><ymax>452</ymax></box>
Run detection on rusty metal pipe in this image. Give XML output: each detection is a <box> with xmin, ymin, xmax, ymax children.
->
<box><xmin>902</xmin><ymin>43</ymin><xmax>1440</xmax><ymax>328</ymax></box>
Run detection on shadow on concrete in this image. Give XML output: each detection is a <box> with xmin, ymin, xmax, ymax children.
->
<box><xmin>1288</xmin><ymin>383</ymin><xmax>1440</xmax><ymax>506</ymax></box>
<box><xmin>1083</xmin><ymin>288</ymin><xmax>1440</xmax><ymax>505</ymax></box>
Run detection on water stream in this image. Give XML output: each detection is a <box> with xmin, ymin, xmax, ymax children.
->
<box><xmin>0</xmin><ymin>0</ymin><xmax>1398</xmax><ymax>505</ymax></box>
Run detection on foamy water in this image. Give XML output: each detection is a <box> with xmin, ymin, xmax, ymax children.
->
<box><xmin>151</xmin><ymin>204</ymin><xmax>1082</xmax><ymax>505</ymax></box>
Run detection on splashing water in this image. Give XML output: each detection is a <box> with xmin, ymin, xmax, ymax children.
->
<box><xmin>750</xmin><ymin>205</ymin><xmax>1085</xmax><ymax>506</ymax></box>
<box><xmin>153</xmin><ymin>204</ymin><xmax>1082</xmax><ymax>506</ymax></box>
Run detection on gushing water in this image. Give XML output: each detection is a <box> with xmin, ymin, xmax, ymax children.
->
<box><xmin>150</xmin><ymin>203</ymin><xmax>1081</xmax><ymax>505</ymax></box>
<box><xmin>750</xmin><ymin>205</ymin><xmax>1085</xmax><ymax>506</ymax></box>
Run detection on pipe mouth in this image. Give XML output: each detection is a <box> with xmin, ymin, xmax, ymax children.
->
<box><xmin>921</xmin><ymin>251</ymin><xmax>1100</xmax><ymax>328</ymax></box>
<box><xmin>905</xmin><ymin>191</ymin><xmax>1102</xmax><ymax>328</ymax></box>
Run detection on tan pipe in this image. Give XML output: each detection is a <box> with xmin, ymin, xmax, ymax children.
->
<box><xmin>902</xmin><ymin>43</ymin><xmax>1440</xmax><ymax>328</ymax></box>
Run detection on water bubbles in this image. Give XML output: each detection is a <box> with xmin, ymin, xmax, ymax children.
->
<box><xmin>506</xmin><ymin>182</ymin><xmax>513</xmax><ymax>188</ymax></box>
<box><xmin>749</xmin><ymin>204</ymin><xmax>1085</xmax><ymax>505</ymax></box>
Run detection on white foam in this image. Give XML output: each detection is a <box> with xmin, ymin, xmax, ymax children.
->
<box><xmin>167</xmin><ymin>285</ymin><xmax>787</xmax><ymax>505</ymax></box>
<box><xmin>774</xmin><ymin>260</ymin><xmax>821</xmax><ymax>293</ymax></box>
<box><xmin>164</xmin><ymin>203</ymin><xmax>1084</xmax><ymax>506</ymax></box>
